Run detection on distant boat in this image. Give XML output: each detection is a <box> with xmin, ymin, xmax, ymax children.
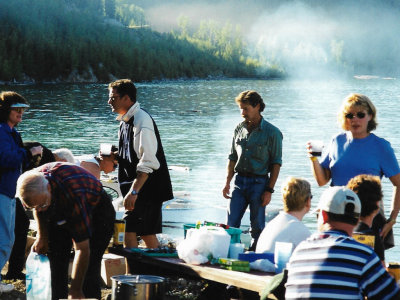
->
<box><xmin>168</xmin><ymin>165</ymin><xmax>190</xmax><ymax>172</ymax></box>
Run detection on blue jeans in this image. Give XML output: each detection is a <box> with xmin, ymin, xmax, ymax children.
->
<box><xmin>227</xmin><ymin>175</ymin><xmax>267</xmax><ymax>242</ymax></box>
<box><xmin>0</xmin><ymin>193</ymin><xmax>16</xmax><ymax>271</ymax></box>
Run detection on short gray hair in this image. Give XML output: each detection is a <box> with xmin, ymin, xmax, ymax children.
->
<box><xmin>16</xmin><ymin>170</ymin><xmax>49</xmax><ymax>208</ymax></box>
<box><xmin>53</xmin><ymin>148</ymin><xmax>75</xmax><ymax>163</ymax></box>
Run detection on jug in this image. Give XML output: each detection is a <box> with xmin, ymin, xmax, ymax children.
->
<box><xmin>26</xmin><ymin>252</ymin><xmax>52</xmax><ymax>300</ymax></box>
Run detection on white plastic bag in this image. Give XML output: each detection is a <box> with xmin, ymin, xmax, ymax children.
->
<box><xmin>26</xmin><ymin>252</ymin><xmax>52</xmax><ymax>300</ymax></box>
<box><xmin>177</xmin><ymin>226</ymin><xmax>230</xmax><ymax>264</ymax></box>
<box><xmin>250</xmin><ymin>258</ymin><xmax>276</xmax><ymax>272</ymax></box>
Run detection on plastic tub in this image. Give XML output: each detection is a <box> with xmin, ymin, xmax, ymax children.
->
<box><xmin>183</xmin><ymin>223</ymin><xmax>242</xmax><ymax>243</ymax></box>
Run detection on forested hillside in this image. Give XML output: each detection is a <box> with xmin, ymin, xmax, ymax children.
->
<box><xmin>2</xmin><ymin>0</ymin><xmax>400</xmax><ymax>83</ymax></box>
<box><xmin>0</xmin><ymin>0</ymin><xmax>274</xmax><ymax>83</ymax></box>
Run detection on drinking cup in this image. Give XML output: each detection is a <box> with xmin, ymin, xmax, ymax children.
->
<box><xmin>387</xmin><ymin>262</ymin><xmax>400</xmax><ymax>284</ymax></box>
<box><xmin>274</xmin><ymin>242</ymin><xmax>293</xmax><ymax>273</ymax></box>
<box><xmin>240</xmin><ymin>233</ymin><xmax>252</xmax><ymax>249</ymax></box>
<box><xmin>309</xmin><ymin>140</ymin><xmax>324</xmax><ymax>157</ymax></box>
<box><xmin>229</xmin><ymin>243</ymin><xmax>245</xmax><ymax>259</ymax></box>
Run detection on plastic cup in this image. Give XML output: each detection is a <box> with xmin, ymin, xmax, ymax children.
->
<box><xmin>229</xmin><ymin>243</ymin><xmax>245</xmax><ymax>259</ymax></box>
<box><xmin>387</xmin><ymin>262</ymin><xmax>400</xmax><ymax>284</ymax></box>
<box><xmin>309</xmin><ymin>140</ymin><xmax>324</xmax><ymax>157</ymax></box>
<box><xmin>240</xmin><ymin>233</ymin><xmax>252</xmax><ymax>249</ymax></box>
<box><xmin>274</xmin><ymin>242</ymin><xmax>293</xmax><ymax>273</ymax></box>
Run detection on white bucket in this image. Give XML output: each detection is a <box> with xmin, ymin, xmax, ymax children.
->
<box><xmin>186</xmin><ymin>226</ymin><xmax>230</xmax><ymax>259</ymax></box>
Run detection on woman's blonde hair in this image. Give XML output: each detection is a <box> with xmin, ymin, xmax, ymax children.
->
<box><xmin>281</xmin><ymin>177</ymin><xmax>311</xmax><ymax>212</ymax></box>
<box><xmin>338</xmin><ymin>93</ymin><xmax>377</xmax><ymax>132</ymax></box>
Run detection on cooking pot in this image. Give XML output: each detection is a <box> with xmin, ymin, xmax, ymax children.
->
<box><xmin>111</xmin><ymin>275</ymin><xmax>165</xmax><ymax>300</ymax></box>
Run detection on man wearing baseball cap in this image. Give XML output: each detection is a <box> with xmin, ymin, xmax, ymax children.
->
<box><xmin>285</xmin><ymin>186</ymin><xmax>400</xmax><ymax>299</ymax></box>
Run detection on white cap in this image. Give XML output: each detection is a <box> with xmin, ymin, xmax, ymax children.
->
<box><xmin>316</xmin><ymin>186</ymin><xmax>361</xmax><ymax>219</ymax></box>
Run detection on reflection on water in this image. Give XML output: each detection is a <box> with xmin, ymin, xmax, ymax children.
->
<box><xmin>6</xmin><ymin>78</ymin><xmax>400</xmax><ymax>261</ymax></box>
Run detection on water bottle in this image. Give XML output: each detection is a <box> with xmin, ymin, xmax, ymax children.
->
<box><xmin>195</xmin><ymin>221</ymin><xmax>201</xmax><ymax>229</ymax></box>
<box><xmin>26</xmin><ymin>252</ymin><xmax>52</xmax><ymax>300</ymax></box>
<box><xmin>113</xmin><ymin>219</ymin><xmax>126</xmax><ymax>247</ymax></box>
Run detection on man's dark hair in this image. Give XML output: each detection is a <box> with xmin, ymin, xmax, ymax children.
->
<box><xmin>327</xmin><ymin>202</ymin><xmax>359</xmax><ymax>225</ymax></box>
<box><xmin>235</xmin><ymin>90</ymin><xmax>266</xmax><ymax>112</ymax></box>
<box><xmin>108</xmin><ymin>79</ymin><xmax>137</xmax><ymax>103</ymax></box>
<box><xmin>0</xmin><ymin>91</ymin><xmax>29</xmax><ymax>123</ymax></box>
<box><xmin>347</xmin><ymin>175</ymin><xmax>382</xmax><ymax>218</ymax></box>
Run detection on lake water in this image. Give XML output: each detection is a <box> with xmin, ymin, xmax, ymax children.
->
<box><xmin>5</xmin><ymin>77</ymin><xmax>400</xmax><ymax>262</ymax></box>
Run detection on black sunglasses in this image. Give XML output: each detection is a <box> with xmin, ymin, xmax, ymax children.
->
<box><xmin>345</xmin><ymin>112</ymin><xmax>366</xmax><ymax>119</ymax></box>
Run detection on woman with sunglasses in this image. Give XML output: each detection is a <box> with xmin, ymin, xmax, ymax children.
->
<box><xmin>53</xmin><ymin>146</ymin><xmax>119</xmax><ymax>180</ymax></box>
<box><xmin>307</xmin><ymin>93</ymin><xmax>400</xmax><ymax>246</ymax></box>
<box><xmin>0</xmin><ymin>91</ymin><xmax>42</xmax><ymax>293</ymax></box>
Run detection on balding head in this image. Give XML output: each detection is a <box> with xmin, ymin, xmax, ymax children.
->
<box><xmin>16</xmin><ymin>169</ymin><xmax>49</xmax><ymax>209</ymax></box>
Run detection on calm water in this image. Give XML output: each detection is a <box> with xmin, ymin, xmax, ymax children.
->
<box><xmin>4</xmin><ymin>78</ymin><xmax>400</xmax><ymax>262</ymax></box>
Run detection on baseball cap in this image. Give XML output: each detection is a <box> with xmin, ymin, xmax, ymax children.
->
<box><xmin>10</xmin><ymin>103</ymin><xmax>30</xmax><ymax>108</ymax></box>
<box><xmin>314</xmin><ymin>186</ymin><xmax>361</xmax><ymax>219</ymax></box>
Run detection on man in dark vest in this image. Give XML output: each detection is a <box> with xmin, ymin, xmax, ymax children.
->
<box><xmin>108</xmin><ymin>79</ymin><xmax>173</xmax><ymax>252</ymax></box>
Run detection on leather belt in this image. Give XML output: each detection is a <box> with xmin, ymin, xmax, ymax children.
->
<box><xmin>237</xmin><ymin>172</ymin><xmax>266</xmax><ymax>178</ymax></box>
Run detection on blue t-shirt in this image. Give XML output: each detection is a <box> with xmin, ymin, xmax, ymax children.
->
<box><xmin>321</xmin><ymin>132</ymin><xmax>400</xmax><ymax>186</ymax></box>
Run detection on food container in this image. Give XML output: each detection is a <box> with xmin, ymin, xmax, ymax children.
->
<box><xmin>183</xmin><ymin>223</ymin><xmax>242</xmax><ymax>243</ymax></box>
<box><xmin>113</xmin><ymin>219</ymin><xmax>125</xmax><ymax>247</ymax></box>
<box><xmin>186</xmin><ymin>226</ymin><xmax>231</xmax><ymax>259</ymax></box>
<box><xmin>238</xmin><ymin>252</ymin><xmax>274</xmax><ymax>263</ymax></box>
<box><xmin>111</xmin><ymin>275</ymin><xmax>165</xmax><ymax>300</ymax></box>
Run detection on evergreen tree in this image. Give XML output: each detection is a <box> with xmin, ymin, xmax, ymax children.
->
<box><xmin>104</xmin><ymin>0</ymin><xmax>116</xmax><ymax>18</ymax></box>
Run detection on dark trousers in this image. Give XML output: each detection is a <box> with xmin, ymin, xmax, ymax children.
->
<box><xmin>48</xmin><ymin>193</ymin><xmax>115</xmax><ymax>300</ymax></box>
<box><xmin>6</xmin><ymin>199</ymin><xmax>29</xmax><ymax>277</ymax></box>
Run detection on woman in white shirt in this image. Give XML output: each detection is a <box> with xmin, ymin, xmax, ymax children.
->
<box><xmin>53</xmin><ymin>147</ymin><xmax>118</xmax><ymax>179</ymax></box>
<box><xmin>256</xmin><ymin>177</ymin><xmax>312</xmax><ymax>253</ymax></box>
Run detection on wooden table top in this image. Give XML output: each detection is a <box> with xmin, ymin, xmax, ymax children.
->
<box><xmin>109</xmin><ymin>247</ymin><xmax>274</xmax><ymax>294</ymax></box>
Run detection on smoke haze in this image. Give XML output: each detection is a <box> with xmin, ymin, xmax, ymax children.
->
<box><xmin>142</xmin><ymin>0</ymin><xmax>400</xmax><ymax>78</ymax></box>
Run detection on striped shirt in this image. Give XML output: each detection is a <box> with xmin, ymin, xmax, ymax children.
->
<box><xmin>39</xmin><ymin>162</ymin><xmax>103</xmax><ymax>242</ymax></box>
<box><xmin>285</xmin><ymin>230</ymin><xmax>400</xmax><ymax>300</ymax></box>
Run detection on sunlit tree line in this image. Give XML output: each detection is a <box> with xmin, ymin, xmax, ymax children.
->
<box><xmin>0</xmin><ymin>0</ymin><xmax>272</xmax><ymax>83</ymax></box>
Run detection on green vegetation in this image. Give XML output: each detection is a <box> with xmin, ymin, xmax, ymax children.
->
<box><xmin>0</xmin><ymin>0</ymin><xmax>279</xmax><ymax>83</ymax></box>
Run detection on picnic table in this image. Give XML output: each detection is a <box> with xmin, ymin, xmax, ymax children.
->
<box><xmin>108</xmin><ymin>246</ymin><xmax>274</xmax><ymax>297</ymax></box>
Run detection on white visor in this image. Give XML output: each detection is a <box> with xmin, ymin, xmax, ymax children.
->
<box><xmin>10</xmin><ymin>103</ymin><xmax>30</xmax><ymax>108</ymax></box>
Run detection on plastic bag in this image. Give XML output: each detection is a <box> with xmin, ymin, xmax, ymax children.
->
<box><xmin>177</xmin><ymin>226</ymin><xmax>230</xmax><ymax>265</ymax></box>
<box><xmin>26</xmin><ymin>252</ymin><xmax>52</xmax><ymax>300</ymax></box>
<box><xmin>250</xmin><ymin>258</ymin><xmax>276</xmax><ymax>272</ymax></box>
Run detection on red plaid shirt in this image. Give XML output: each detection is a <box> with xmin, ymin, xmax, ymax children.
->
<box><xmin>39</xmin><ymin>162</ymin><xmax>103</xmax><ymax>242</ymax></box>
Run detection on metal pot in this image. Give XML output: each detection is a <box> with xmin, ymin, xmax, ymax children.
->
<box><xmin>111</xmin><ymin>275</ymin><xmax>165</xmax><ymax>300</ymax></box>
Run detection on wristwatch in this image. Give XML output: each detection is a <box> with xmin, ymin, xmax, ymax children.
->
<box><xmin>131</xmin><ymin>189</ymin><xmax>138</xmax><ymax>196</ymax></box>
<box><xmin>387</xmin><ymin>218</ymin><xmax>396</xmax><ymax>225</ymax></box>
<box><xmin>265</xmin><ymin>187</ymin><xmax>275</xmax><ymax>193</ymax></box>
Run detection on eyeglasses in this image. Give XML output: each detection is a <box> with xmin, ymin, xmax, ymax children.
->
<box><xmin>33</xmin><ymin>193</ymin><xmax>51</xmax><ymax>211</ymax></box>
<box><xmin>23</xmin><ymin>198</ymin><xmax>49</xmax><ymax>211</ymax></box>
<box><xmin>108</xmin><ymin>95</ymin><xmax>123</xmax><ymax>102</ymax></box>
<box><xmin>11</xmin><ymin>107</ymin><xmax>27</xmax><ymax>113</ymax></box>
<box><xmin>345</xmin><ymin>112</ymin><xmax>366</xmax><ymax>119</ymax></box>
<box><xmin>37</xmin><ymin>202</ymin><xmax>50</xmax><ymax>209</ymax></box>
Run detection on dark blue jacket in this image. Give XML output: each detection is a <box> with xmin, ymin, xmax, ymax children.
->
<box><xmin>0</xmin><ymin>122</ymin><xmax>30</xmax><ymax>198</ymax></box>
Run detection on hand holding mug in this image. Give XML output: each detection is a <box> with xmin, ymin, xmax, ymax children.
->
<box><xmin>306</xmin><ymin>140</ymin><xmax>324</xmax><ymax>157</ymax></box>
